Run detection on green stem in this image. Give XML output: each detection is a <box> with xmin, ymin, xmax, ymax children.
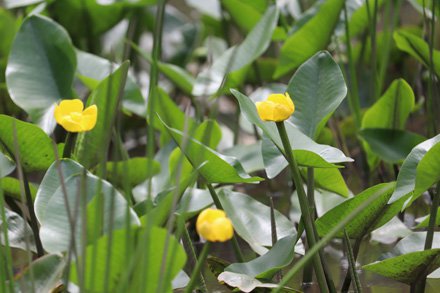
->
<box><xmin>343</xmin><ymin>1</ymin><xmax>361</xmax><ymax>129</ymax></box>
<box><xmin>63</xmin><ymin>132</ymin><xmax>76</xmax><ymax>158</ymax></box>
<box><xmin>184</xmin><ymin>242</ymin><xmax>211</xmax><ymax>293</ymax></box>
<box><xmin>275</xmin><ymin>122</ymin><xmax>329</xmax><ymax>293</ymax></box>
<box><xmin>412</xmin><ymin>183</ymin><xmax>440</xmax><ymax>292</ymax></box>
<box><xmin>272</xmin><ymin>185</ymin><xmax>390</xmax><ymax>293</ymax></box>
<box><xmin>425</xmin><ymin>183</ymin><xmax>440</xmax><ymax>250</ymax></box>
<box><xmin>303</xmin><ymin>167</ymin><xmax>315</xmax><ymax>284</ymax></box>
<box><xmin>182</xmin><ymin>223</ymin><xmax>207</xmax><ymax>292</ymax></box>
<box><xmin>206</xmin><ymin>183</ymin><xmax>244</xmax><ymax>262</ymax></box>
<box><xmin>343</xmin><ymin>231</ymin><xmax>362</xmax><ymax>293</ymax></box>
<box><xmin>0</xmin><ymin>190</ymin><xmax>15</xmax><ymax>292</ymax></box>
<box><xmin>23</xmin><ymin>173</ymin><xmax>44</xmax><ymax>257</ymax></box>
<box><xmin>341</xmin><ymin>236</ymin><xmax>362</xmax><ymax>292</ymax></box>
<box><xmin>146</xmin><ymin>0</ymin><xmax>167</xmax><ymax>199</ymax></box>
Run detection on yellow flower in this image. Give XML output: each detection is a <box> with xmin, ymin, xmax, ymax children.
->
<box><xmin>54</xmin><ymin>99</ymin><xmax>97</xmax><ymax>132</ymax></box>
<box><xmin>255</xmin><ymin>93</ymin><xmax>295</xmax><ymax>122</ymax></box>
<box><xmin>196</xmin><ymin>208</ymin><xmax>234</xmax><ymax>242</ymax></box>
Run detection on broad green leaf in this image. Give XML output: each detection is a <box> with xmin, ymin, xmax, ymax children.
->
<box><xmin>261</xmin><ymin>128</ymin><xmax>352</xmax><ymax>179</ymax></box>
<box><xmin>70</xmin><ymin>226</ymin><xmax>185</xmax><ymax>293</ymax></box>
<box><xmin>0</xmin><ymin>208</ymin><xmax>36</xmax><ymax>253</ymax></box>
<box><xmin>389</xmin><ymin>134</ymin><xmax>440</xmax><ymax>206</ymax></box>
<box><xmin>39</xmin><ymin>171</ymin><xmax>140</xmax><ymax>253</ymax></box>
<box><xmin>0</xmin><ymin>152</ymin><xmax>15</xmax><ymax>178</ymax></box>
<box><xmin>168</xmin><ymin>120</ymin><xmax>222</xmax><ymax>184</ymax></box>
<box><xmin>172</xmin><ymin>271</ymin><xmax>190</xmax><ymax>290</ymax></box>
<box><xmin>414</xmin><ymin>142</ymin><xmax>440</xmax><ymax>196</ymax></box>
<box><xmin>361</xmin><ymin>79</ymin><xmax>416</xmax><ymax>168</ymax></box>
<box><xmin>217</xmin><ymin>272</ymin><xmax>280</xmax><ymax>292</ymax></box>
<box><xmin>76</xmin><ymin>50</ymin><xmax>146</xmax><ymax>116</ymax></box>
<box><xmin>101</xmin><ymin>157</ymin><xmax>160</xmax><ymax>189</ymax></box>
<box><xmin>362</xmin><ymin>79</ymin><xmax>415</xmax><ymax>130</ymax></box>
<box><xmin>175</xmin><ymin>188</ymin><xmax>213</xmax><ymax>220</ymax></box>
<box><xmin>192</xmin><ymin>6</ymin><xmax>278</xmax><ymax>95</ymax></box>
<box><xmin>225</xmin><ymin>234</ymin><xmax>296</xmax><ymax>279</ymax></box>
<box><xmin>34</xmin><ymin>159</ymin><xmax>83</xmax><ymax>222</ymax></box>
<box><xmin>154</xmin><ymin>88</ymin><xmax>197</xmax><ymax>144</ymax></box>
<box><xmin>217</xmin><ymin>189</ymin><xmax>295</xmax><ymax>255</ymax></box>
<box><xmin>162</xmin><ymin>120</ymin><xmax>262</xmax><ymax>184</ymax></box>
<box><xmin>74</xmin><ymin>61</ymin><xmax>129</xmax><ymax>169</ymax></box>
<box><xmin>394</xmin><ymin>29</ymin><xmax>440</xmax><ymax>78</ymax></box>
<box><xmin>14</xmin><ymin>254</ymin><xmax>65</xmax><ymax>292</ymax></box>
<box><xmin>274</xmin><ymin>0</ymin><xmax>344</xmax><ymax>78</ymax></box>
<box><xmin>363</xmin><ymin>249</ymin><xmax>440</xmax><ymax>284</ymax></box>
<box><xmin>316</xmin><ymin>183</ymin><xmax>400</xmax><ymax>239</ymax></box>
<box><xmin>311</xmin><ymin>167</ymin><xmax>349</xmax><ymax>197</ymax></box>
<box><xmin>388</xmin><ymin>232</ymin><xmax>440</xmax><ymax>256</ymax></box>
<box><xmin>359</xmin><ymin>129</ymin><xmax>425</xmax><ymax>163</ymax></box>
<box><xmin>0</xmin><ymin>177</ymin><xmax>37</xmax><ymax>201</ymax></box>
<box><xmin>286</xmin><ymin>51</ymin><xmax>347</xmax><ymax>139</ymax></box>
<box><xmin>0</xmin><ymin>115</ymin><xmax>55</xmax><ymax>172</ymax></box>
<box><xmin>223</xmin><ymin>142</ymin><xmax>265</xmax><ymax>174</ymax></box>
<box><xmin>6</xmin><ymin>15</ymin><xmax>76</xmax><ymax>133</ymax></box>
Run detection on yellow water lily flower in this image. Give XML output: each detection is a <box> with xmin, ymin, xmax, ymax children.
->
<box><xmin>256</xmin><ymin>92</ymin><xmax>295</xmax><ymax>122</ymax></box>
<box><xmin>196</xmin><ymin>208</ymin><xmax>234</xmax><ymax>242</ymax></box>
<box><xmin>54</xmin><ymin>99</ymin><xmax>97</xmax><ymax>132</ymax></box>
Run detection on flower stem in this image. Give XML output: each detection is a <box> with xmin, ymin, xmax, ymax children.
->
<box><xmin>343</xmin><ymin>230</ymin><xmax>362</xmax><ymax>293</ymax></box>
<box><xmin>184</xmin><ymin>242</ymin><xmax>211</xmax><ymax>293</ymax></box>
<box><xmin>275</xmin><ymin>122</ymin><xmax>329</xmax><ymax>293</ymax></box>
<box><xmin>207</xmin><ymin>183</ymin><xmax>244</xmax><ymax>262</ymax></box>
<box><xmin>63</xmin><ymin>132</ymin><xmax>77</xmax><ymax>158</ymax></box>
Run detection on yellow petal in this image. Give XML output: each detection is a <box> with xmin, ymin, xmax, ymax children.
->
<box><xmin>58</xmin><ymin>116</ymin><xmax>84</xmax><ymax>132</ymax></box>
<box><xmin>210</xmin><ymin>217</ymin><xmax>233</xmax><ymax>242</ymax></box>
<box><xmin>256</xmin><ymin>93</ymin><xmax>295</xmax><ymax>122</ymax></box>
<box><xmin>80</xmin><ymin>105</ymin><xmax>98</xmax><ymax>131</ymax></box>
<box><xmin>267</xmin><ymin>93</ymin><xmax>294</xmax><ymax>113</ymax></box>
<box><xmin>55</xmin><ymin>99</ymin><xmax>84</xmax><ymax>118</ymax></box>
<box><xmin>196</xmin><ymin>208</ymin><xmax>233</xmax><ymax>242</ymax></box>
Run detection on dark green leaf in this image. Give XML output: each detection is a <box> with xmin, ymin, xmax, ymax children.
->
<box><xmin>274</xmin><ymin>0</ymin><xmax>344</xmax><ymax>78</ymax></box>
<box><xmin>316</xmin><ymin>183</ymin><xmax>398</xmax><ymax>239</ymax></box>
<box><xmin>0</xmin><ymin>208</ymin><xmax>36</xmax><ymax>252</ymax></box>
<box><xmin>287</xmin><ymin>51</ymin><xmax>347</xmax><ymax>139</ymax></box>
<box><xmin>6</xmin><ymin>15</ymin><xmax>76</xmax><ymax>132</ymax></box>
<box><xmin>389</xmin><ymin>134</ymin><xmax>440</xmax><ymax>206</ymax></box>
<box><xmin>394</xmin><ymin>29</ymin><xmax>440</xmax><ymax>78</ymax></box>
<box><xmin>14</xmin><ymin>254</ymin><xmax>65</xmax><ymax>292</ymax></box>
<box><xmin>362</xmin><ymin>79</ymin><xmax>415</xmax><ymax>130</ymax></box>
<box><xmin>38</xmin><ymin>162</ymin><xmax>139</xmax><ymax>253</ymax></box>
<box><xmin>162</xmin><ymin>120</ymin><xmax>262</xmax><ymax>184</ymax></box>
<box><xmin>101</xmin><ymin>157</ymin><xmax>160</xmax><ymax>189</ymax></box>
<box><xmin>0</xmin><ymin>115</ymin><xmax>55</xmax><ymax>172</ymax></box>
<box><xmin>359</xmin><ymin>129</ymin><xmax>425</xmax><ymax>163</ymax></box>
<box><xmin>217</xmin><ymin>189</ymin><xmax>295</xmax><ymax>255</ymax></box>
<box><xmin>414</xmin><ymin>142</ymin><xmax>440</xmax><ymax>196</ymax></box>
<box><xmin>0</xmin><ymin>152</ymin><xmax>15</xmax><ymax>178</ymax></box>
<box><xmin>0</xmin><ymin>177</ymin><xmax>37</xmax><ymax>201</ymax></box>
<box><xmin>226</xmin><ymin>234</ymin><xmax>296</xmax><ymax>279</ymax></box>
<box><xmin>363</xmin><ymin>249</ymin><xmax>440</xmax><ymax>284</ymax></box>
